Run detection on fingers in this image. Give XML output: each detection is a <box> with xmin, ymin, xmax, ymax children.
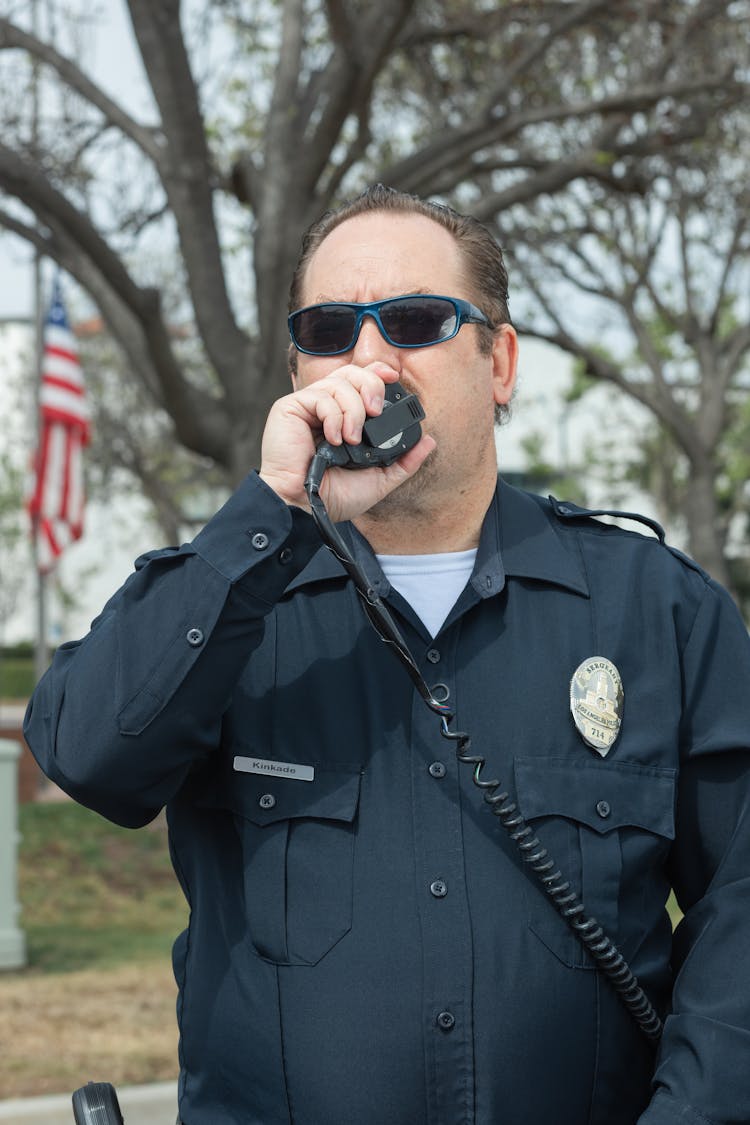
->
<box><xmin>259</xmin><ymin>362</ymin><xmax>403</xmax><ymax>510</ymax></box>
<box><xmin>260</xmin><ymin>360</ymin><xmax>439</xmax><ymax>524</ymax></box>
<box><xmin>294</xmin><ymin>363</ymin><xmax>396</xmax><ymax>446</ymax></box>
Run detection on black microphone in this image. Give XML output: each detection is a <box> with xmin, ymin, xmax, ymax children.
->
<box><xmin>316</xmin><ymin>381</ymin><xmax>425</xmax><ymax>470</ymax></box>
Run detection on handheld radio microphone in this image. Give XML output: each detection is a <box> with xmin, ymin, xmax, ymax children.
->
<box><xmin>315</xmin><ymin>381</ymin><xmax>425</xmax><ymax>470</ymax></box>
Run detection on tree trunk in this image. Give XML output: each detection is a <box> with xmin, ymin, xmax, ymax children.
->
<box><xmin>683</xmin><ymin>460</ymin><xmax>734</xmax><ymax>594</ymax></box>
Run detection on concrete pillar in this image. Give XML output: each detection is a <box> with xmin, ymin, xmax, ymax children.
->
<box><xmin>0</xmin><ymin>737</ymin><xmax>27</xmax><ymax>969</ymax></box>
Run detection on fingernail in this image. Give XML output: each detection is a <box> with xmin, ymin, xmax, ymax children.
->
<box><xmin>371</xmin><ymin>394</ymin><xmax>384</xmax><ymax>413</ymax></box>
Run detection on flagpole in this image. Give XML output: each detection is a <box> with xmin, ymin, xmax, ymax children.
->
<box><xmin>31</xmin><ymin>0</ymin><xmax>49</xmax><ymax>685</ymax></box>
<box><xmin>33</xmin><ymin>253</ymin><xmax>49</xmax><ymax>687</ymax></box>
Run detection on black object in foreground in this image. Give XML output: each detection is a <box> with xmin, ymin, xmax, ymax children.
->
<box><xmin>72</xmin><ymin>1082</ymin><xmax>124</xmax><ymax>1124</ymax></box>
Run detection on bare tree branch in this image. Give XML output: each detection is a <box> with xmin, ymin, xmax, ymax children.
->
<box><xmin>1</xmin><ymin>0</ymin><xmax>747</xmax><ymax>575</ymax></box>
<box><xmin>0</xmin><ymin>17</ymin><xmax>162</xmax><ymax>163</ymax></box>
<box><xmin>126</xmin><ymin>0</ymin><xmax>252</xmax><ymax>398</ymax></box>
<box><xmin>382</xmin><ymin>76</ymin><xmax>734</xmax><ymax>201</ymax></box>
<box><xmin>0</xmin><ymin>142</ymin><xmax>230</xmax><ymax>464</ymax></box>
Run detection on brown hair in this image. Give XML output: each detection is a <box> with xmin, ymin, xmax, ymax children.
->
<box><xmin>288</xmin><ymin>184</ymin><xmax>513</xmax><ymax>420</ymax></box>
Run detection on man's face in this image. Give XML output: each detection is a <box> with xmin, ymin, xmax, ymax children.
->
<box><xmin>293</xmin><ymin>211</ymin><xmax>517</xmax><ymax>509</ymax></box>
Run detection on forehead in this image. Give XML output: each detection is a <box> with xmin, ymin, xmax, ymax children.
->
<box><xmin>301</xmin><ymin>212</ymin><xmax>467</xmax><ymax>303</ymax></box>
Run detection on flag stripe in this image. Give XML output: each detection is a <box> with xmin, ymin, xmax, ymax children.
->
<box><xmin>41</xmin><ymin>373</ymin><xmax>86</xmax><ymax>397</ymax></box>
<box><xmin>28</xmin><ymin>280</ymin><xmax>90</xmax><ymax>574</ymax></box>
<box><xmin>43</xmin><ymin>352</ymin><xmax>85</xmax><ymax>386</ymax></box>
<box><xmin>40</xmin><ymin>382</ymin><xmax>90</xmax><ymax>422</ymax></box>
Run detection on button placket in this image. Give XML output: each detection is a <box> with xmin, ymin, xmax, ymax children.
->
<box><xmin>409</xmin><ymin>627</ymin><xmax>473</xmax><ymax>1112</ymax></box>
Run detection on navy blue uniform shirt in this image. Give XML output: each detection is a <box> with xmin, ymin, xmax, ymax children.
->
<box><xmin>26</xmin><ymin>475</ymin><xmax>750</xmax><ymax>1125</ymax></box>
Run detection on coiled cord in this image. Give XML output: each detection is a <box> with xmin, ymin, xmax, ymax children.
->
<box><xmin>438</xmin><ymin>713</ymin><xmax>662</xmax><ymax>1043</ymax></box>
<box><xmin>304</xmin><ymin>462</ymin><xmax>663</xmax><ymax>1045</ymax></box>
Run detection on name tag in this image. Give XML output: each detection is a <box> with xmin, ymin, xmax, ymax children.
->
<box><xmin>233</xmin><ymin>756</ymin><xmax>315</xmax><ymax>782</ymax></box>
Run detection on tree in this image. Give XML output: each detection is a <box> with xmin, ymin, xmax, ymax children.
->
<box><xmin>0</xmin><ymin>323</ymin><xmax>36</xmax><ymax>644</ymax></box>
<box><xmin>507</xmin><ymin>120</ymin><xmax>750</xmax><ymax>594</ymax></box>
<box><xmin>0</xmin><ymin>447</ymin><xmax>27</xmax><ymax>634</ymax></box>
<box><xmin>75</xmin><ymin>314</ymin><xmax>228</xmax><ymax>545</ymax></box>
<box><xmin>0</xmin><ymin>0</ymin><xmax>746</xmax><ymax>493</ymax></box>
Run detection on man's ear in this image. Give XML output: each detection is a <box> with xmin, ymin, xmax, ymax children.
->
<box><xmin>491</xmin><ymin>324</ymin><xmax>518</xmax><ymax>406</ymax></box>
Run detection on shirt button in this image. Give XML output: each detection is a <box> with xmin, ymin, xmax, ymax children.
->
<box><xmin>596</xmin><ymin>800</ymin><xmax>611</xmax><ymax>819</ymax></box>
<box><xmin>431</xmin><ymin>682</ymin><xmax>450</xmax><ymax>703</ymax></box>
<box><xmin>430</xmin><ymin>879</ymin><xmax>448</xmax><ymax>898</ymax></box>
<box><xmin>186</xmin><ymin>628</ymin><xmax>204</xmax><ymax>647</ymax></box>
<box><xmin>428</xmin><ymin>761</ymin><xmax>446</xmax><ymax>779</ymax></box>
<box><xmin>259</xmin><ymin>794</ymin><xmax>276</xmax><ymax>810</ymax></box>
<box><xmin>558</xmin><ymin>504</ymin><xmax>573</xmax><ymax>515</ymax></box>
<box><xmin>251</xmin><ymin>532</ymin><xmax>270</xmax><ymax>550</ymax></box>
<box><xmin>426</xmin><ymin>648</ymin><xmax>441</xmax><ymax>664</ymax></box>
<box><xmin>279</xmin><ymin>547</ymin><xmax>293</xmax><ymax>564</ymax></box>
<box><xmin>436</xmin><ymin>1011</ymin><xmax>455</xmax><ymax>1031</ymax></box>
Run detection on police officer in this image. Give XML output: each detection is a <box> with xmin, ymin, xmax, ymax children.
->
<box><xmin>26</xmin><ymin>186</ymin><xmax>750</xmax><ymax>1124</ymax></box>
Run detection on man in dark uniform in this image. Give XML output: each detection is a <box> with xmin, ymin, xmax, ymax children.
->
<box><xmin>26</xmin><ymin>186</ymin><xmax>750</xmax><ymax>1124</ymax></box>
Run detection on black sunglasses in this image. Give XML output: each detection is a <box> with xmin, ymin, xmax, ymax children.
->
<box><xmin>288</xmin><ymin>294</ymin><xmax>490</xmax><ymax>356</ymax></box>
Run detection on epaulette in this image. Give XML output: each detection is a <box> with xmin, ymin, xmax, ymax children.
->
<box><xmin>549</xmin><ymin>496</ymin><xmax>666</xmax><ymax>544</ymax></box>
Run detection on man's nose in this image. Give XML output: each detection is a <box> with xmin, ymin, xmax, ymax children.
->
<box><xmin>350</xmin><ymin>314</ymin><xmax>401</xmax><ymax>367</ymax></box>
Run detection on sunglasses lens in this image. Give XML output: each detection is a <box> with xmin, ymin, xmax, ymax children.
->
<box><xmin>292</xmin><ymin>305</ymin><xmax>357</xmax><ymax>354</ymax></box>
<box><xmin>291</xmin><ymin>297</ymin><xmax>464</xmax><ymax>354</ymax></box>
<box><xmin>381</xmin><ymin>298</ymin><xmax>457</xmax><ymax>346</ymax></box>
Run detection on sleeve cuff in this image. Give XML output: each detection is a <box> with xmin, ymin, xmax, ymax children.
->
<box><xmin>191</xmin><ymin>471</ymin><xmax>322</xmax><ymax>590</ymax></box>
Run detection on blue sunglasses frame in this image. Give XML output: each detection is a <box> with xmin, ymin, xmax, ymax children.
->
<box><xmin>288</xmin><ymin>293</ymin><xmax>490</xmax><ymax>356</ymax></box>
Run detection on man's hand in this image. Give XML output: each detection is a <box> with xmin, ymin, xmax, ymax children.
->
<box><xmin>259</xmin><ymin>362</ymin><xmax>435</xmax><ymax>524</ymax></box>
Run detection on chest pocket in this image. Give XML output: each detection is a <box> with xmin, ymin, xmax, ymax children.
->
<box><xmin>197</xmin><ymin>764</ymin><xmax>362</xmax><ymax>966</ymax></box>
<box><xmin>514</xmin><ymin>757</ymin><xmax>676</xmax><ymax>969</ymax></box>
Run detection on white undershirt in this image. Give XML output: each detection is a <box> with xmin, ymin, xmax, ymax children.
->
<box><xmin>376</xmin><ymin>549</ymin><xmax>478</xmax><ymax>638</ymax></box>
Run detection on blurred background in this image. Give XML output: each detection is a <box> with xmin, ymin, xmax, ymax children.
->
<box><xmin>0</xmin><ymin>0</ymin><xmax>748</xmax><ymax>1108</ymax></box>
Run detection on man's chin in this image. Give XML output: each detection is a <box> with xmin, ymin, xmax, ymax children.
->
<box><xmin>367</xmin><ymin>444</ymin><xmax>440</xmax><ymax>520</ymax></box>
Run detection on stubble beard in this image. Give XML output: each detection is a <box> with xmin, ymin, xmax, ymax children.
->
<box><xmin>366</xmin><ymin>442</ymin><xmax>441</xmax><ymax>523</ymax></box>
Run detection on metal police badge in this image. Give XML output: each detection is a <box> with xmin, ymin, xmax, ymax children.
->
<box><xmin>569</xmin><ymin>657</ymin><xmax>624</xmax><ymax>756</ymax></box>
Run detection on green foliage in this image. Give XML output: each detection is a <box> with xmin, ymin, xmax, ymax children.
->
<box><xmin>518</xmin><ymin>429</ymin><xmax>587</xmax><ymax>505</ymax></box>
<box><xmin>565</xmin><ymin>359</ymin><xmax>599</xmax><ymax>404</ymax></box>
<box><xmin>18</xmin><ymin>802</ymin><xmax>187</xmax><ymax>973</ymax></box>
<box><xmin>0</xmin><ymin>655</ymin><xmax>34</xmax><ymax>699</ymax></box>
<box><xmin>0</xmin><ymin>451</ymin><xmax>28</xmax><ymax>634</ymax></box>
<box><xmin>1</xmin><ymin>640</ymin><xmax>33</xmax><ymax>658</ymax></box>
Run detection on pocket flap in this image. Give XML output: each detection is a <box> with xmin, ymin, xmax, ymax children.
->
<box><xmin>196</xmin><ymin>761</ymin><xmax>362</xmax><ymax>826</ymax></box>
<box><xmin>514</xmin><ymin>757</ymin><xmax>676</xmax><ymax>838</ymax></box>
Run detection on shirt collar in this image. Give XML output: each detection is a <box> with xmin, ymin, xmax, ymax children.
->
<box><xmin>284</xmin><ymin>477</ymin><xmax>589</xmax><ymax>598</ymax></box>
<box><xmin>491</xmin><ymin>480</ymin><xmax>589</xmax><ymax>596</ymax></box>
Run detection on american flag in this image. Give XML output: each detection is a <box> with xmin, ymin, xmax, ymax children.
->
<box><xmin>28</xmin><ymin>279</ymin><xmax>90</xmax><ymax>573</ymax></box>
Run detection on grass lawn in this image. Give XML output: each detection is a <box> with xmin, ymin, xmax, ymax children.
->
<box><xmin>17</xmin><ymin>801</ymin><xmax>187</xmax><ymax>973</ymax></box>
<box><xmin>0</xmin><ymin>800</ymin><xmax>188</xmax><ymax>1099</ymax></box>
<box><xmin>0</xmin><ymin>655</ymin><xmax>35</xmax><ymax>701</ymax></box>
